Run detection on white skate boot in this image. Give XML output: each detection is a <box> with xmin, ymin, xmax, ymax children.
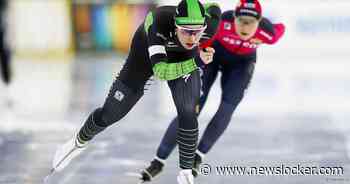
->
<box><xmin>177</xmin><ymin>169</ymin><xmax>194</xmax><ymax>184</ymax></box>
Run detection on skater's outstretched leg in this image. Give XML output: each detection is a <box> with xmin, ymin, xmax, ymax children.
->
<box><xmin>52</xmin><ymin>24</ymin><xmax>153</xmax><ymax>172</ymax></box>
<box><xmin>52</xmin><ymin>78</ymin><xmax>145</xmax><ymax>172</ymax></box>
<box><xmin>197</xmin><ymin>61</ymin><xmax>255</xmax><ymax>154</ymax></box>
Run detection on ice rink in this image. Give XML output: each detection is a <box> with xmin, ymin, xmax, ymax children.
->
<box><xmin>1</xmin><ymin>0</ymin><xmax>350</xmax><ymax>183</ymax></box>
<box><xmin>0</xmin><ymin>50</ymin><xmax>349</xmax><ymax>184</ymax></box>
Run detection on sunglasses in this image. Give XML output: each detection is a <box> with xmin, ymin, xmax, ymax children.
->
<box><xmin>176</xmin><ymin>24</ymin><xmax>207</xmax><ymax>37</ymax></box>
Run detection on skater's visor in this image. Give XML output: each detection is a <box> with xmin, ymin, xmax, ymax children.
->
<box><xmin>176</xmin><ymin>24</ymin><xmax>207</xmax><ymax>37</ymax></box>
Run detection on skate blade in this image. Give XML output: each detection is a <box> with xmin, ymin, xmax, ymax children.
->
<box><xmin>52</xmin><ymin>146</ymin><xmax>78</xmax><ymax>172</ymax></box>
<box><xmin>124</xmin><ymin>172</ymin><xmax>145</xmax><ymax>183</ymax></box>
<box><xmin>43</xmin><ymin>168</ymin><xmax>55</xmax><ymax>184</ymax></box>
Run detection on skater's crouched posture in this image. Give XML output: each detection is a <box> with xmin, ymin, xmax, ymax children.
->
<box><xmin>140</xmin><ymin>0</ymin><xmax>286</xmax><ymax>182</ymax></box>
<box><xmin>52</xmin><ymin>1</ymin><xmax>221</xmax><ymax>184</ymax></box>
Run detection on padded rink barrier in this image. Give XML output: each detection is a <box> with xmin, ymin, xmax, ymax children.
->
<box><xmin>72</xmin><ymin>1</ymin><xmax>155</xmax><ymax>53</ymax></box>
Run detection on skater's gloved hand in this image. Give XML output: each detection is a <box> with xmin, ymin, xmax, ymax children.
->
<box><xmin>199</xmin><ymin>47</ymin><xmax>215</xmax><ymax>64</ymax></box>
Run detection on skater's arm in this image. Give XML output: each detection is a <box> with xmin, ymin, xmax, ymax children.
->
<box><xmin>197</xmin><ymin>3</ymin><xmax>221</xmax><ymax>65</ymax></box>
<box><xmin>204</xmin><ymin>2</ymin><xmax>221</xmax><ymax>19</ymax></box>
<box><xmin>199</xmin><ymin>10</ymin><xmax>235</xmax><ymax>50</ymax></box>
<box><xmin>152</xmin><ymin>59</ymin><xmax>198</xmax><ymax>81</ymax></box>
<box><xmin>270</xmin><ymin>23</ymin><xmax>286</xmax><ymax>44</ymax></box>
<box><xmin>200</xmin><ymin>3</ymin><xmax>221</xmax><ymax>43</ymax></box>
<box><xmin>256</xmin><ymin>17</ymin><xmax>286</xmax><ymax>45</ymax></box>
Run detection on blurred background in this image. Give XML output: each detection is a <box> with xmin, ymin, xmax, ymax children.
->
<box><xmin>0</xmin><ymin>0</ymin><xmax>349</xmax><ymax>184</ymax></box>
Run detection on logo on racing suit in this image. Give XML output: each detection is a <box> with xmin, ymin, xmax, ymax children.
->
<box><xmin>114</xmin><ymin>91</ymin><xmax>125</xmax><ymax>101</ymax></box>
<box><xmin>224</xmin><ymin>22</ymin><xmax>232</xmax><ymax>30</ymax></box>
<box><xmin>222</xmin><ymin>37</ymin><xmax>258</xmax><ymax>49</ymax></box>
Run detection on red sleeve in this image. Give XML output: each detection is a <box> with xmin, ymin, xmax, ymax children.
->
<box><xmin>199</xmin><ymin>34</ymin><xmax>216</xmax><ymax>49</ymax></box>
<box><xmin>259</xmin><ymin>23</ymin><xmax>285</xmax><ymax>45</ymax></box>
<box><xmin>269</xmin><ymin>23</ymin><xmax>285</xmax><ymax>44</ymax></box>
